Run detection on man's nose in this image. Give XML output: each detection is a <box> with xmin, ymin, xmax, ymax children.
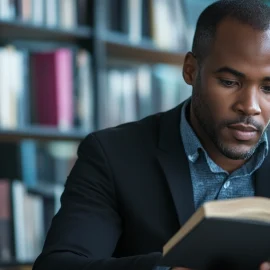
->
<box><xmin>232</xmin><ymin>86</ymin><xmax>261</xmax><ymax>116</ymax></box>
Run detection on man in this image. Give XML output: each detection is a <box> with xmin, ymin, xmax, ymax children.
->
<box><xmin>33</xmin><ymin>0</ymin><xmax>270</xmax><ymax>269</ymax></box>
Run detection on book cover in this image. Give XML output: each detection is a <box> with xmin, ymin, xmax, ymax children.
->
<box><xmin>31</xmin><ymin>49</ymin><xmax>74</xmax><ymax>130</ymax></box>
<box><xmin>160</xmin><ymin>197</ymin><xmax>270</xmax><ymax>270</ymax></box>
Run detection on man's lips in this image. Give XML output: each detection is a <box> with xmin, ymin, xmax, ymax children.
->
<box><xmin>227</xmin><ymin>123</ymin><xmax>258</xmax><ymax>141</ymax></box>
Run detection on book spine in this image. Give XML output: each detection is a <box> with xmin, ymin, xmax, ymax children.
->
<box><xmin>0</xmin><ymin>179</ymin><xmax>12</xmax><ymax>261</ymax></box>
<box><xmin>12</xmin><ymin>180</ymin><xmax>27</xmax><ymax>261</ymax></box>
<box><xmin>31</xmin><ymin>52</ymin><xmax>58</xmax><ymax>126</ymax></box>
<box><xmin>55</xmin><ymin>49</ymin><xmax>74</xmax><ymax>130</ymax></box>
<box><xmin>20</xmin><ymin>141</ymin><xmax>37</xmax><ymax>188</ymax></box>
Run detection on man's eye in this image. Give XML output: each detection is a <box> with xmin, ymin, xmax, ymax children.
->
<box><xmin>262</xmin><ymin>86</ymin><xmax>270</xmax><ymax>93</ymax></box>
<box><xmin>219</xmin><ymin>79</ymin><xmax>237</xmax><ymax>87</ymax></box>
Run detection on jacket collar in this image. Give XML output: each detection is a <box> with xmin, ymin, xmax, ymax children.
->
<box><xmin>157</xmin><ymin>102</ymin><xmax>195</xmax><ymax>226</ymax></box>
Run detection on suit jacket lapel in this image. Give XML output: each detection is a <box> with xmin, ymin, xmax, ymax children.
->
<box><xmin>255</xmin><ymin>130</ymin><xmax>270</xmax><ymax>197</ymax></box>
<box><xmin>157</xmin><ymin>104</ymin><xmax>195</xmax><ymax>226</ymax></box>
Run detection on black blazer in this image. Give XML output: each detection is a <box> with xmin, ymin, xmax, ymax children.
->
<box><xmin>33</xmin><ymin>103</ymin><xmax>270</xmax><ymax>270</ymax></box>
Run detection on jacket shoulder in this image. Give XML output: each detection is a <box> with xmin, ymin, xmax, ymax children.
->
<box><xmin>92</xmin><ymin>113</ymin><xmax>162</xmax><ymax>150</ymax></box>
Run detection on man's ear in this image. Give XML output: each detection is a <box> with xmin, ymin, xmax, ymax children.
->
<box><xmin>182</xmin><ymin>52</ymin><xmax>198</xmax><ymax>86</ymax></box>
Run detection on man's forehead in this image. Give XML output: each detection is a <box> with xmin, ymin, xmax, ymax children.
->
<box><xmin>214</xmin><ymin>18</ymin><xmax>270</xmax><ymax>48</ymax></box>
<box><xmin>211</xmin><ymin>19</ymin><xmax>270</xmax><ymax>61</ymax></box>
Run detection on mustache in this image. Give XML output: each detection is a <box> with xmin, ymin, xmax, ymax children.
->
<box><xmin>223</xmin><ymin>116</ymin><xmax>264</xmax><ymax>132</ymax></box>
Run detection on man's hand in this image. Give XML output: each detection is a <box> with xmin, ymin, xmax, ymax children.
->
<box><xmin>260</xmin><ymin>262</ymin><xmax>270</xmax><ymax>270</ymax></box>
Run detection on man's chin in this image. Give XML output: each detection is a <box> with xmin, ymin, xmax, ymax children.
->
<box><xmin>216</xmin><ymin>142</ymin><xmax>257</xmax><ymax>160</ymax></box>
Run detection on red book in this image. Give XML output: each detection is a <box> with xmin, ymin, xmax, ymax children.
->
<box><xmin>31</xmin><ymin>49</ymin><xmax>74</xmax><ymax>130</ymax></box>
<box><xmin>0</xmin><ymin>179</ymin><xmax>11</xmax><ymax>261</ymax></box>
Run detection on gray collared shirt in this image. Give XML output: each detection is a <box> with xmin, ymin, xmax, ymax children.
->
<box><xmin>180</xmin><ymin>99</ymin><xmax>269</xmax><ymax>210</ymax></box>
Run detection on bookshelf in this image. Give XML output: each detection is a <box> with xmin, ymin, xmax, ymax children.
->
<box><xmin>0</xmin><ymin>126</ymin><xmax>87</xmax><ymax>142</ymax></box>
<box><xmin>0</xmin><ymin>0</ymin><xmax>204</xmax><ymax>269</ymax></box>
<box><xmin>0</xmin><ymin>261</ymin><xmax>32</xmax><ymax>268</ymax></box>
<box><xmin>0</xmin><ymin>20</ymin><xmax>92</xmax><ymax>42</ymax></box>
<box><xmin>104</xmin><ymin>32</ymin><xmax>185</xmax><ymax>64</ymax></box>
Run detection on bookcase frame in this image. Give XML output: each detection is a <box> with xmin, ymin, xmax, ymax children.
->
<box><xmin>0</xmin><ymin>0</ymin><xmax>185</xmax><ymax>142</ymax></box>
<box><xmin>0</xmin><ymin>0</ymin><xmax>185</xmax><ymax>268</ymax></box>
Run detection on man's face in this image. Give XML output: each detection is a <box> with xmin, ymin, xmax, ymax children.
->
<box><xmin>188</xmin><ymin>18</ymin><xmax>270</xmax><ymax>160</ymax></box>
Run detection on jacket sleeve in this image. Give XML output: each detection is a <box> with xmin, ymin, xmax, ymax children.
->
<box><xmin>32</xmin><ymin>134</ymin><xmax>161</xmax><ymax>270</ymax></box>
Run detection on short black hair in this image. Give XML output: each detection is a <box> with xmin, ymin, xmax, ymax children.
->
<box><xmin>192</xmin><ymin>0</ymin><xmax>270</xmax><ymax>62</ymax></box>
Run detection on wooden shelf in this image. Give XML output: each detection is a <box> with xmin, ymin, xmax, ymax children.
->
<box><xmin>104</xmin><ymin>32</ymin><xmax>185</xmax><ymax>65</ymax></box>
<box><xmin>28</xmin><ymin>184</ymin><xmax>63</xmax><ymax>198</ymax></box>
<box><xmin>0</xmin><ymin>20</ymin><xmax>92</xmax><ymax>42</ymax></box>
<box><xmin>0</xmin><ymin>261</ymin><xmax>32</xmax><ymax>269</ymax></box>
<box><xmin>0</xmin><ymin>126</ymin><xmax>88</xmax><ymax>142</ymax></box>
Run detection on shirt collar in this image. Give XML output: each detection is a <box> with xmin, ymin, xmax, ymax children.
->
<box><xmin>180</xmin><ymin>98</ymin><xmax>205</xmax><ymax>163</ymax></box>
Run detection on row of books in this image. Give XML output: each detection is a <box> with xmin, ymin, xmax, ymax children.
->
<box><xmin>0</xmin><ymin>0</ymin><xmax>89</xmax><ymax>28</ymax></box>
<box><xmin>0</xmin><ymin>140</ymin><xmax>78</xmax><ymax>188</ymax></box>
<box><xmin>106</xmin><ymin>0</ymin><xmax>187</xmax><ymax>50</ymax></box>
<box><xmin>102</xmin><ymin>64</ymin><xmax>192</xmax><ymax>129</ymax></box>
<box><xmin>0</xmin><ymin>46</ymin><xmax>94</xmax><ymax>132</ymax></box>
<box><xmin>0</xmin><ymin>178</ymin><xmax>62</xmax><ymax>262</ymax></box>
<box><xmin>0</xmin><ymin>139</ymin><xmax>78</xmax><ymax>261</ymax></box>
<box><xmin>1</xmin><ymin>0</ymin><xmax>189</xmax><ymax>51</ymax></box>
<box><xmin>0</xmin><ymin>45</ymin><xmax>191</xmax><ymax>132</ymax></box>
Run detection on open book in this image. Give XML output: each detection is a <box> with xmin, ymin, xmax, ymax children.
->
<box><xmin>160</xmin><ymin>197</ymin><xmax>270</xmax><ymax>270</ymax></box>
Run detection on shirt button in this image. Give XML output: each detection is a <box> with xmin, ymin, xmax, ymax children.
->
<box><xmin>224</xmin><ymin>181</ymin><xmax>231</xmax><ymax>189</ymax></box>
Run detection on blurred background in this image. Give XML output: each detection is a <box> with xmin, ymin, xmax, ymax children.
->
<box><xmin>1</xmin><ymin>0</ymin><xmax>268</xmax><ymax>269</ymax></box>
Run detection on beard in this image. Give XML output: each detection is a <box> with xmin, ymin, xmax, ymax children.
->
<box><xmin>191</xmin><ymin>73</ymin><xmax>265</xmax><ymax>160</ymax></box>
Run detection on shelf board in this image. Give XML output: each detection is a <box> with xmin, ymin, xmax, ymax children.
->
<box><xmin>0</xmin><ymin>126</ymin><xmax>88</xmax><ymax>142</ymax></box>
<box><xmin>28</xmin><ymin>184</ymin><xmax>64</xmax><ymax>198</ymax></box>
<box><xmin>0</xmin><ymin>19</ymin><xmax>92</xmax><ymax>42</ymax></box>
<box><xmin>0</xmin><ymin>261</ymin><xmax>33</xmax><ymax>269</ymax></box>
<box><xmin>104</xmin><ymin>32</ymin><xmax>185</xmax><ymax>65</ymax></box>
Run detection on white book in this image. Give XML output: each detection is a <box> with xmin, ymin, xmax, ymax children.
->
<box><xmin>32</xmin><ymin>0</ymin><xmax>44</xmax><ymax>25</ymax></box>
<box><xmin>77</xmin><ymin>50</ymin><xmax>94</xmax><ymax>131</ymax></box>
<box><xmin>59</xmin><ymin>0</ymin><xmax>77</xmax><ymax>29</ymax></box>
<box><xmin>107</xmin><ymin>69</ymin><xmax>123</xmax><ymax>127</ymax></box>
<box><xmin>0</xmin><ymin>49</ymin><xmax>4</xmax><ymax>128</ymax></box>
<box><xmin>1</xmin><ymin>47</ymin><xmax>24</xmax><ymax>129</ymax></box>
<box><xmin>0</xmin><ymin>0</ymin><xmax>10</xmax><ymax>19</ymax></box>
<box><xmin>169</xmin><ymin>0</ymin><xmax>188</xmax><ymax>51</ymax></box>
<box><xmin>10</xmin><ymin>48</ymin><xmax>25</xmax><ymax>128</ymax></box>
<box><xmin>151</xmin><ymin>0</ymin><xmax>175</xmax><ymax>50</ymax></box>
<box><xmin>12</xmin><ymin>181</ymin><xmax>27</xmax><ymax>261</ymax></box>
<box><xmin>8</xmin><ymin>48</ymin><xmax>17</xmax><ymax>128</ymax></box>
<box><xmin>14</xmin><ymin>49</ymin><xmax>26</xmax><ymax>127</ymax></box>
<box><xmin>0</xmin><ymin>48</ymin><xmax>12</xmax><ymax>128</ymax></box>
<box><xmin>23</xmin><ymin>193</ymin><xmax>34</xmax><ymax>260</ymax></box>
<box><xmin>45</xmin><ymin>0</ymin><xmax>58</xmax><ymax>27</ymax></box>
<box><xmin>32</xmin><ymin>195</ymin><xmax>45</xmax><ymax>258</ymax></box>
<box><xmin>128</xmin><ymin>0</ymin><xmax>142</xmax><ymax>44</ymax></box>
<box><xmin>122</xmin><ymin>70</ymin><xmax>137</xmax><ymax>123</ymax></box>
<box><xmin>136</xmin><ymin>65</ymin><xmax>153</xmax><ymax>119</ymax></box>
